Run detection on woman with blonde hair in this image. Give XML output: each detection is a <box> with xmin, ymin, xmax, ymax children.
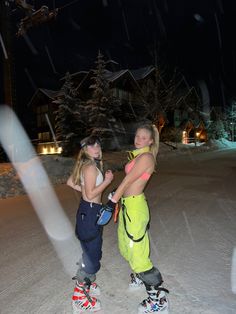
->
<box><xmin>106</xmin><ymin>123</ymin><xmax>169</xmax><ymax>313</ymax></box>
<box><xmin>68</xmin><ymin>135</ymin><xmax>113</xmax><ymax>313</ymax></box>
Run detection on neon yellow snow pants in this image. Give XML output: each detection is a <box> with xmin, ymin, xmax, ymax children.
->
<box><xmin>118</xmin><ymin>193</ymin><xmax>153</xmax><ymax>273</ymax></box>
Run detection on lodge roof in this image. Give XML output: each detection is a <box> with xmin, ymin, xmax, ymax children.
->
<box><xmin>28</xmin><ymin>65</ymin><xmax>156</xmax><ymax>106</ymax></box>
<box><xmin>38</xmin><ymin>88</ymin><xmax>62</xmax><ymax>99</ymax></box>
<box><xmin>130</xmin><ymin>66</ymin><xmax>155</xmax><ymax>80</ymax></box>
<box><xmin>27</xmin><ymin>88</ymin><xmax>62</xmax><ymax>107</ymax></box>
<box><xmin>103</xmin><ymin>69</ymin><xmax>130</xmax><ymax>82</ymax></box>
<box><xmin>60</xmin><ymin>71</ymin><xmax>88</xmax><ymax>81</ymax></box>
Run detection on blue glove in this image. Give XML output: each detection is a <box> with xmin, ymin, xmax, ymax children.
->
<box><xmin>97</xmin><ymin>200</ymin><xmax>116</xmax><ymax>226</ymax></box>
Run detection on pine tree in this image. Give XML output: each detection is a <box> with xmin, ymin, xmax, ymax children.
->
<box><xmin>225</xmin><ymin>102</ymin><xmax>236</xmax><ymax>141</ymax></box>
<box><xmin>54</xmin><ymin>72</ymin><xmax>85</xmax><ymax>156</ymax></box>
<box><xmin>207</xmin><ymin>108</ymin><xmax>227</xmax><ymax>140</ymax></box>
<box><xmin>85</xmin><ymin>51</ymin><xmax>121</xmax><ymax>139</ymax></box>
<box><xmin>207</xmin><ymin>119</ymin><xmax>226</xmax><ymax>140</ymax></box>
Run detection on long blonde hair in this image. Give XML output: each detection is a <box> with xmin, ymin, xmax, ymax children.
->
<box><xmin>71</xmin><ymin>146</ymin><xmax>103</xmax><ymax>185</ymax></box>
<box><xmin>136</xmin><ymin>124</ymin><xmax>159</xmax><ymax>161</ymax></box>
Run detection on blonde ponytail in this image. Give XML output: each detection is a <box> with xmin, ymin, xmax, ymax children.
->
<box><xmin>150</xmin><ymin>124</ymin><xmax>159</xmax><ymax>160</ymax></box>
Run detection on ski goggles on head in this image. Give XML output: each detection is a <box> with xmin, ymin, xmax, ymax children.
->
<box><xmin>80</xmin><ymin>136</ymin><xmax>101</xmax><ymax>148</ymax></box>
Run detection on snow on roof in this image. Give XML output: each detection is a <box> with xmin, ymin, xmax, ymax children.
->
<box><xmin>71</xmin><ymin>66</ymin><xmax>155</xmax><ymax>86</ymax></box>
<box><xmin>130</xmin><ymin>66</ymin><xmax>155</xmax><ymax>80</ymax></box>
<box><xmin>103</xmin><ymin>69</ymin><xmax>130</xmax><ymax>82</ymax></box>
<box><xmin>38</xmin><ymin>88</ymin><xmax>62</xmax><ymax>99</ymax></box>
<box><xmin>60</xmin><ymin>71</ymin><xmax>89</xmax><ymax>81</ymax></box>
<box><xmin>27</xmin><ymin>88</ymin><xmax>61</xmax><ymax>107</ymax></box>
<box><xmin>77</xmin><ymin>69</ymin><xmax>141</xmax><ymax>90</ymax></box>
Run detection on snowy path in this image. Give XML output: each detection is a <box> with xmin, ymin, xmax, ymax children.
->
<box><xmin>0</xmin><ymin>149</ymin><xmax>236</xmax><ymax>314</ymax></box>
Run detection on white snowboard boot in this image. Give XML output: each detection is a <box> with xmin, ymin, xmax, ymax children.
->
<box><xmin>137</xmin><ymin>286</ymin><xmax>169</xmax><ymax>313</ymax></box>
<box><xmin>74</xmin><ymin>280</ymin><xmax>101</xmax><ymax>296</ymax></box>
<box><xmin>72</xmin><ymin>281</ymin><xmax>101</xmax><ymax>313</ymax></box>
<box><xmin>129</xmin><ymin>273</ymin><xmax>145</xmax><ymax>290</ymax></box>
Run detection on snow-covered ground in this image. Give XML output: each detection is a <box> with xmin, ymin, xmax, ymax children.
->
<box><xmin>0</xmin><ymin>140</ymin><xmax>236</xmax><ymax>314</ymax></box>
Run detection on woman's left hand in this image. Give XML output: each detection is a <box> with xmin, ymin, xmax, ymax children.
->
<box><xmin>105</xmin><ymin>169</ymin><xmax>114</xmax><ymax>183</ymax></box>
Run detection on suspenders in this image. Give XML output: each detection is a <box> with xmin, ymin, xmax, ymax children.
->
<box><xmin>121</xmin><ymin>203</ymin><xmax>149</xmax><ymax>243</ymax></box>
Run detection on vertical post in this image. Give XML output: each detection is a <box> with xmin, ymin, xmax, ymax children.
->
<box><xmin>0</xmin><ymin>0</ymin><xmax>15</xmax><ymax>108</ymax></box>
<box><xmin>0</xmin><ymin>1</ymin><xmax>16</xmax><ymax>161</ymax></box>
<box><xmin>232</xmin><ymin>104</ymin><xmax>236</xmax><ymax>142</ymax></box>
<box><xmin>45</xmin><ymin>113</ymin><xmax>58</xmax><ymax>149</ymax></box>
<box><xmin>232</xmin><ymin>105</ymin><xmax>234</xmax><ymax>142</ymax></box>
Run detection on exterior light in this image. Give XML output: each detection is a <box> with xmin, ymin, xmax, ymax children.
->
<box><xmin>42</xmin><ymin>146</ymin><xmax>47</xmax><ymax>154</ymax></box>
<box><xmin>38</xmin><ymin>141</ymin><xmax>62</xmax><ymax>155</ymax></box>
<box><xmin>182</xmin><ymin>130</ymin><xmax>188</xmax><ymax>144</ymax></box>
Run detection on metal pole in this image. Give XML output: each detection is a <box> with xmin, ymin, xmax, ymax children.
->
<box><xmin>45</xmin><ymin>113</ymin><xmax>58</xmax><ymax>148</ymax></box>
<box><xmin>232</xmin><ymin>105</ymin><xmax>235</xmax><ymax>141</ymax></box>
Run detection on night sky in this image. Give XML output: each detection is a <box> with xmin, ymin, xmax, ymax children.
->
<box><xmin>3</xmin><ymin>0</ymin><xmax>236</xmax><ymax>112</ymax></box>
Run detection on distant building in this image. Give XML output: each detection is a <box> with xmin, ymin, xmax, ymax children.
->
<box><xmin>29</xmin><ymin>66</ymin><xmax>157</xmax><ymax>153</ymax></box>
<box><xmin>29</xmin><ymin>65</ymin><xmax>207</xmax><ymax>153</ymax></box>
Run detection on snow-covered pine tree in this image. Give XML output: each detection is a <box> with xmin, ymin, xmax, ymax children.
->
<box><xmin>207</xmin><ymin>107</ymin><xmax>227</xmax><ymax>140</ymax></box>
<box><xmin>207</xmin><ymin>119</ymin><xmax>226</xmax><ymax>140</ymax></box>
<box><xmin>54</xmin><ymin>72</ymin><xmax>86</xmax><ymax>156</ymax></box>
<box><xmin>225</xmin><ymin>102</ymin><xmax>236</xmax><ymax>141</ymax></box>
<box><xmin>85</xmin><ymin>51</ymin><xmax>122</xmax><ymax>142</ymax></box>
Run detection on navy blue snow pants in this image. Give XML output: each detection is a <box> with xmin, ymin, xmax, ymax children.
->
<box><xmin>75</xmin><ymin>199</ymin><xmax>103</xmax><ymax>275</ymax></box>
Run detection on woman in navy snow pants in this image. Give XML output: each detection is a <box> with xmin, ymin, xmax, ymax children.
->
<box><xmin>75</xmin><ymin>199</ymin><xmax>103</xmax><ymax>275</ymax></box>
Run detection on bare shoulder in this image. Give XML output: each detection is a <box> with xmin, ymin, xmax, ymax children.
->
<box><xmin>137</xmin><ymin>152</ymin><xmax>154</xmax><ymax>165</ymax></box>
<box><xmin>82</xmin><ymin>163</ymin><xmax>96</xmax><ymax>173</ymax></box>
<box><xmin>139</xmin><ymin>152</ymin><xmax>154</xmax><ymax>161</ymax></box>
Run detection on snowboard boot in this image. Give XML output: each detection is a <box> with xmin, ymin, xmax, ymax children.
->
<box><xmin>74</xmin><ymin>280</ymin><xmax>101</xmax><ymax>296</ymax></box>
<box><xmin>129</xmin><ymin>273</ymin><xmax>145</xmax><ymax>290</ymax></box>
<box><xmin>137</xmin><ymin>285</ymin><xmax>169</xmax><ymax>313</ymax></box>
<box><xmin>72</xmin><ymin>281</ymin><xmax>101</xmax><ymax>313</ymax></box>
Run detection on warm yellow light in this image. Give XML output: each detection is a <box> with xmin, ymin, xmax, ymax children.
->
<box><xmin>196</xmin><ymin>132</ymin><xmax>200</xmax><ymax>137</ymax></box>
<box><xmin>182</xmin><ymin>131</ymin><xmax>188</xmax><ymax>144</ymax></box>
<box><xmin>38</xmin><ymin>141</ymin><xmax>62</xmax><ymax>155</ymax></box>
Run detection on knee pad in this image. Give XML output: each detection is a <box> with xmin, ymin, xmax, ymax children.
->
<box><xmin>138</xmin><ymin>267</ymin><xmax>163</xmax><ymax>287</ymax></box>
